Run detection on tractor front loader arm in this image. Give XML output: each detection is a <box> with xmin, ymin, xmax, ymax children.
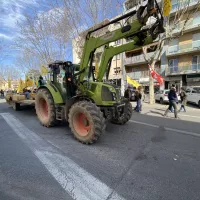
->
<box><xmin>78</xmin><ymin>0</ymin><xmax>164</xmax><ymax>83</ymax></box>
<box><xmin>96</xmin><ymin>33</ymin><xmax>154</xmax><ymax>81</ymax></box>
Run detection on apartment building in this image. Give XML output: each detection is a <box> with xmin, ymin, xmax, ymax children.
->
<box><xmin>123</xmin><ymin>0</ymin><xmax>163</xmax><ymax>92</ymax></box>
<box><xmin>165</xmin><ymin>0</ymin><xmax>200</xmax><ymax>89</ymax></box>
<box><xmin>123</xmin><ymin>0</ymin><xmax>200</xmax><ymax>92</ymax></box>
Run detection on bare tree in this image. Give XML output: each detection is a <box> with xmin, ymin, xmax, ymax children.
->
<box><xmin>141</xmin><ymin>0</ymin><xmax>200</xmax><ymax>104</ymax></box>
<box><xmin>0</xmin><ymin>65</ymin><xmax>21</xmax><ymax>88</ymax></box>
<box><xmin>15</xmin><ymin>8</ymin><xmax>72</xmax><ymax>66</ymax></box>
<box><xmin>15</xmin><ymin>49</ymin><xmax>42</xmax><ymax>75</ymax></box>
<box><xmin>57</xmin><ymin>0</ymin><xmax>124</xmax><ymax>61</ymax></box>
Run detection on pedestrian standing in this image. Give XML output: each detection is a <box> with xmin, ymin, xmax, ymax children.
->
<box><xmin>179</xmin><ymin>87</ymin><xmax>187</xmax><ymax>112</ymax></box>
<box><xmin>164</xmin><ymin>87</ymin><xmax>178</xmax><ymax>118</ymax></box>
<box><xmin>0</xmin><ymin>89</ymin><xmax>4</xmax><ymax>97</ymax></box>
<box><xmin>124</xmin><ymin>86</ymin><xmax>131</xmax><ymax>100</ymax></box>
<box><xmin>135</xmin><ymin>88</ymin><xmax>142</xmax><ymax>112</ymax></box>
<box><xmin>138</xmin><ymin>86</ymin><xmax>143</xmax><ymax>111</ymax></box>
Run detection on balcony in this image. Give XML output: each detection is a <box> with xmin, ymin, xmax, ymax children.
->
<box><xmin>171</xmin><ymin>0</ymin><xmax>199</xmax><ymax>13</ymax></box>
<box><xmin>166</xmin><ymin>64</ymin><xmax>200</xmax><ymax>75</ymax></box>
<box><xmin>127</xmin><ymin>67</ymin><xmax>161</xmax><ymax>79</ymax></box>
<box><xmin>127</xmin><ymin>72</ymin><xmax>143</xmax><ymax>80</ymax></box>
<box><xmin>167</xmin><ymin>41</ymin><xmax>200</xmax><ymax>56</ymax></box>
<box><xmin>171</xmin><ymin>18</ymin><xmax>200</xmax><ymax>34</ymax></box>
<box><xmin>124</xmin><ymin>52</ymin><xmax>154</xmax><ymax>66</ymax></box>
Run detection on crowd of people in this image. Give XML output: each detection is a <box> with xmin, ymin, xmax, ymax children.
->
<box><xmin>164</xmin><ymin>86</ymin><xmax>187</xmax><ymax>119</ymax></box>
<box><xmin>125</xmin><ymin>84</ymin><xmax>188</xmax><ymax>119</ymax></box>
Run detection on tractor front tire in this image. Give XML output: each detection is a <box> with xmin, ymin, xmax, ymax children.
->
<box><xmin>35</xmin><ymin>89</ymin><xmax>56</xmax><ymax>127</ymax></box>
<box><xmin>68</xmin><ymin>101</ymin><xmax>106</xmax><ymax>144</ymax></box>
<box><xmin>111</xmin><ymin>101</ymin><xmax>132</xmax><ymax>125</ymax></box>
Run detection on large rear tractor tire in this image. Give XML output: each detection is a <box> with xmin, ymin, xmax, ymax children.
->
<box><xmin>12</xmin><ymin>102</ymin><xmax>20</xmax><ymax>111</ymax></box>
<box><xmin>68</xmin><ymin>101</ymin><xmax>106</xmax><ymax>144</ymax></box>
<box><xmin>35</xmin><ymin>89</ymin><xmax>56</xmax><ymax>127</ymax></box>
<box><xmin>111</xmin><ymin>101</ymin><xmax>132</xmax><ymax>125</ymax></box>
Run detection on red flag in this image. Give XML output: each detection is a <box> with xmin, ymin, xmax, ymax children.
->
<box><xmin>148</xmin><ymin>64</ymin><xmax>164</xmax><ymax>85</ymax></box>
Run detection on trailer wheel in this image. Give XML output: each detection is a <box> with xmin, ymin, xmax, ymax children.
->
<box><xmin>35</xmin><ymin>89</ymin><xmax>56</xmax><ymax>127</ymax></box>
<box><xmin>111</xmin><ymin>101</ymin><xmax>132</xmax><ymax>125</ymax></box>
<box><xmin>68</xmin><ymin>101</ymin><xmax>106</xmax><ymax>144</ymax></box>
<box><xmin>12</xmin><ymin>102</ymin><xmax>20</xmax><ymax>111</ymax></box>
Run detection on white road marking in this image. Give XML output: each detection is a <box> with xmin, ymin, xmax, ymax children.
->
<box><xmin>130</xmin><ymin>120</ymin><xmax>159</xmax><ymax>128</ymax></box>
<box><xmin>179</xmin><ymin>114</ymin><xmax>200</xmax><ymax>119</ymax></box>
<box><xmin>164</xmin><ymin>127</ymin><xmax>200</xmax><ymax>138</ymax></box>
<box><xmin>0</xmin><ymin>113</ymin><xmax>125</xmax><ymax>200</ymax></box>
<box><xmin>144</xmin><ymin>111</ymin><xmax>200</xmax><ymax>119</ymax></box>
<box><xmin>130</xmin><ymin>120</ymin><xmax>200</xmax><ymax>137</ymax></box>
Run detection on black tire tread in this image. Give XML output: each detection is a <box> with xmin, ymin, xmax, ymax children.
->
<box><xmin>68</xmin><ymin>101</ymin><xmax>106</xmax><ymax>144</ymax></box>
<box><xmin>35</xmin><ymin>89</ymin><xmax>56</xmax><ymax>127</ymax></box>
<box><xmin>111</xmin><ymin>102</ymin><xmax>132</xmax><ymax>125</ymax></box>
<box><xmin>13</xmin><ymin>102</ymin><xmax>20</xmax><ymax>111</ymax></box>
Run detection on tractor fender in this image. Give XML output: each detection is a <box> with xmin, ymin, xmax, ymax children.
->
<box><xmin>38</xmin><ymin>84</ymin><xmax>64</xmax><ymax>104</ymax></box>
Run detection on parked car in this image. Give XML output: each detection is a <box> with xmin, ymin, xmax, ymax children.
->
<box><xmin>155</xmin><ymin>89</ymin><xmax>180</xmax><ymax>104</ymax></box>
<box><xmin>186</xmin><ymin>87</ymin><xmax>200</xmax><ymax>108</ymax></box>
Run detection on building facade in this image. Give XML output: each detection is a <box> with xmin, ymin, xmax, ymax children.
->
<box><xmin>123</xmin><ymin>0</ymin><xmax>200</xmax><ymax>92</ymax></box>
<box><xmin>123</xmin><ymin>0</ymin><xmax>163</xmax><ymax>92</ymax></box>
<box><xmin>165</xmin><ymin>0</ymin><xmax>200</xmax><ymax>90</ymax></box>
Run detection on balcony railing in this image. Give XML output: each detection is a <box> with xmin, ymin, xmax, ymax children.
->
<box><xmin>167</xmin><ymin>40</ymin><xmax>200</xmax><ymax>55</ymax></box>
<box><xmin>166</xmin><ymin>64</ymin><xmax>200</xmax><ymax>75</ymax></box>
<box><xmin>170</xmin><ymin>18</ymin><xmax>200</xmax><ymax>33</ymax></box>
<box><xmin>171</xmin><ymin>0</ymin><xmax>199</xmax><ymax>13</ymax></box>
<box><xmin>127</xmin><ymin>72</ymin><xmax>143</xmax><ymax>80</ymax></box>
<box><xmin>124</xmin><ymin>52</ymin><xmax>154</xmax><ymax>65</ymax></box>
<box><xmin>127</xmin><ymin>68</ymin><xmax>160</xmax><ymax>79</ymax></box>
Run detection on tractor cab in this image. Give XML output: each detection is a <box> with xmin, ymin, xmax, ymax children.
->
<box><xmin>48</xmin><ymin>61</ymin><xmax>77</xmax><ymax>101</ymax></box>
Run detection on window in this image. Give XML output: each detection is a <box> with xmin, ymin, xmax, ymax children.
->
<box><xmin>165</xmin><ymin>91</ymin><xmax>170</xmax><ymax>94</ymax></box>
<box><xmin>193</xmin><ymin>12</ymin><xmax>200</xmax><ymax>25</ymax></box>
<box><xmin>192</xmin><ymin>56</ymin><xmax>200</xmax><ymax>71</ymax></box>
<box><xmin>168</xmin><ymin>59</ymin><xmax>179</xmax><ymax>73</ymax></box>
<box><xmin>115</xmin><ymin>40</ymin><xmax>121</xmax><ymax>45</ymax></box>
<box><xmin>116</xmin><ymin>54</ymin><xmax>121</xmax><ymax>60</ymax></box>
<box><xmin>192</xmin><ymin>33</ymin><xmax>200</xmax><ymax>49</ymax></box>
<box><xmin>192</xmin><ymin>90</ymin><xmax>197</xmax><ymax>93</ymax></box>
<box><xmin>186</xmin><ymin>89</ymin><xmax>191</xmax><ymax>93</ymax></box>
<box><xmin>168</xmin><ymin>39</ymin><xmax>179</xmax><ymax>53</ymax></box>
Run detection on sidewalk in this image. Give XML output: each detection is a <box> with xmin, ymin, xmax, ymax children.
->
<box><xmin>131</xmin><ymin>101</ymin><xmax>200</xmax><ymax>123</ymax></box>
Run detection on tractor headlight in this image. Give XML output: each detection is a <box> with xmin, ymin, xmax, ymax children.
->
<box><xmin>112</xmin><ymin>92</ymin><xmax>117</xmax><ymax>101</ymax></box>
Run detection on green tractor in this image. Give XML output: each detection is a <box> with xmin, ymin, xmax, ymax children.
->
<box><xmin>35</xmin><ymin>0</ymin><xmax>164</xmax><ymax>144</ymax></box>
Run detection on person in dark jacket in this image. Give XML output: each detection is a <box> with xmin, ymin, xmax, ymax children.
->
<box><xmin>38</xmin><ymin>76</ymin><xmax>44</xmax><ymax>87</ymax></box>
<box><xmin>164</xmin><ymin>87</ymin><xmax>178</xmax><ymax>118</ymax></box>
<box><xmin>134</xmin><ymin>89</ymin><xmax>142</xmax><ymax>112</ymax></box>
<box><xmin>179</xmin><ymin>87</ymin><xmax>187</xmax><ymax>112</ymax></box>
<box><xmin>124</xmin><ymin>86</ymin><xmax>131</xmax><ymax>100</ymax></box>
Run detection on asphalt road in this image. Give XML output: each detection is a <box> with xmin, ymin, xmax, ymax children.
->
<box><xmin>0</xmin><ymin>99</ymin><xmax>200</xmax><ymax>200</ymax></box>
